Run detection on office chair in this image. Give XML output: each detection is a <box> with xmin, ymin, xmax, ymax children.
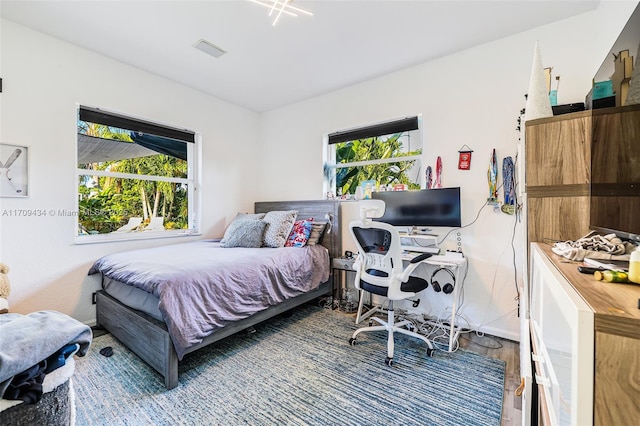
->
<box><xmin>348</xmin><ymin>200</ymin><xmax>435</xmax><ymax>366</ymax></box>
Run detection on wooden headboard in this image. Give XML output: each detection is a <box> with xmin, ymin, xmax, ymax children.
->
<box><xmin>254</xmin><ymin>200</ymin><xmax>341</xmax><ymax>260</ymax></box>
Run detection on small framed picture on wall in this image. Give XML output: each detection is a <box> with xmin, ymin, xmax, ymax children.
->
<box><xmin>0</xmin><ymin>143</ymin><xmax>29</xmax><ymax>197</ymax></box>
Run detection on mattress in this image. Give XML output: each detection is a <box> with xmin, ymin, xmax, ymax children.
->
<box><xmin>102</xmin><ymin>276</ymin><xmax>163</xmax><ymax>321</ymax></box>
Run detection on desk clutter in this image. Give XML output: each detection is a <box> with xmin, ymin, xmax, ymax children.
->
<box><xmin>553</xmin><ymin>231</ymin><xmax>640</xmax><ymax>284</ymax></box>
<box><xmin>552</xmin><ymin>231</ymin><xmax>635</xmax><ymax>263</ymax></box>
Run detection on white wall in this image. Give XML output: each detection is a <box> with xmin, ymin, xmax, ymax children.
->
<box><xmin>1</xmin><ymin>1</ymin><xmax>636</xmax><ymax>337</ymax></box>
<box><xmin>254</xmin><ymin>2</ymin><xmax>638</xmax><ymax>341</ymax></box>
<box><xmin>0</xmin><ymin>20</ymin><xmax>261</xmax><ymax>324</ymax></box>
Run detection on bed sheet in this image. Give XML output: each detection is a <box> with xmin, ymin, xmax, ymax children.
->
<box><xmin>89</xmin><ymin>240</ymin><xmax>329</xmax><ymax>359</ymax></box>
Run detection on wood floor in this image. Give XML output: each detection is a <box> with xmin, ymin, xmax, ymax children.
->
<box><xmin>459</xmin><ymin>332</ymin><xmax>522</xmax><ymax>426</ymax></box>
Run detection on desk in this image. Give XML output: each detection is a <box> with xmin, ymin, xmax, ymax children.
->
<box><xmin>333</xmin><ymin>254</ymin><xmax>468</xmax><ymax>352</ymax></box>
<box><xmin>423</xmin><ymin>254</ymin><xmax>468</xmax><ymax>352</ymax></box>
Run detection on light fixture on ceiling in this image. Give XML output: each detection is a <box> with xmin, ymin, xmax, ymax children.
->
<box><xmin>193</xmin><ymin>39</ymin><xmax>227</xmax><ymax>58</ymax></box>
<box><xmin>249</xmin><ymin>0</ymin><xmax>313</xmax><ymax>26</ymax></box>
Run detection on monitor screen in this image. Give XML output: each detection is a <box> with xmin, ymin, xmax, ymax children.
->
<box><xmin>372</xmin><ymin>187</ymin><xmax>461</xmax><ymax>228</ymax></box>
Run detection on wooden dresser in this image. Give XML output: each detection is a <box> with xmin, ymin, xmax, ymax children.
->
<box><xmin>525</xmin><ymin>104</ymin><xmax>640</xmax><ymax>249</ymax></box>
<box><xmin>525</xmin><ymin>110</ymin><xmax>592</xmax><ymax>246</ymax></box>
<box><xmin>524</xmin><ymin>105</ymin><xmax>640</xmax><ymax>424</ymax></box>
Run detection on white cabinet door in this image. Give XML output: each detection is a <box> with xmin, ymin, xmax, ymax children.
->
<box><xmin>529</xmin><ymin>244</ymin><xmax>594</xmax><ymax>426</ymax></box>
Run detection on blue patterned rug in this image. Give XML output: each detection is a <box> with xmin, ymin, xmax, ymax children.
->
<box><xmin>74</xmin><ymin>304</ymin><xmax>504</xmax><ymax>425</ymax></box>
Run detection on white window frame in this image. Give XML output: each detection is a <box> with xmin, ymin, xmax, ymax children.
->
<box><xmin>74</xmin><ymin>105</ymin><xmax>201</xmax><ymax>244</ymax></box>
<box><xmin>323</xmin><ymin>115</ymin><xmax>424</xmax><ymax>197</ymax></box>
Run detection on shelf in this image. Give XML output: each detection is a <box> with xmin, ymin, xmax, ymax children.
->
<box><xmin>399</xmin><ymin>233</ymin><xmax>438</xmax><ymax>240</ymax></box>
<box><xmin>425</xmin><ymin>254</ymin><xmax>466</xmax><ymax>267</ymax></box>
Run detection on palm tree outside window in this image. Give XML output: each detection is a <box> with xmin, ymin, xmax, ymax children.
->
<box><xmin>76</xmin><ymin>105</ymin><xmax>199</xmax><ymax>242</ymax></box>
<box><xmin>325</xmin><ymin>116</ymin><xmax>423</xmax><ymax>197</ymax></box>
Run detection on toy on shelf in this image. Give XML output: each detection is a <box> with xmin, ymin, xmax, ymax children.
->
<box><xmin>612</xmin><ymin>49</ymin><xmax>634</xmax><ymax>106</ymax></box>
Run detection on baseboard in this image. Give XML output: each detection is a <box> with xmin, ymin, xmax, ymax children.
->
<box><xmin>473</xmin><ymin>324</ymin><xmax>519</xmax><ymax>342</ymax></box>
<box><xmin>83</xmin><ymin>319</ymin><xmax>98</xmax><ymax>327</ymax></box>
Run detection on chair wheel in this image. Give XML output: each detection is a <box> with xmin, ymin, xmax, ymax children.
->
<box><xmin>385</xmin><ymin>357</ymin><xmax>393</xmax><ymax>366</ymax></box>
<box><xmin>349</xmin><ymin>337</ymin><xmax>357</xmax><ymax>346</ymax></box>
<box><xmin>426</xmin><ymin>348</ymin><xmax>434</xmax><ymax>357</ymax></box>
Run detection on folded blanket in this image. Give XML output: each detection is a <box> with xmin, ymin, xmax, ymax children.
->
<box><xmin>552</xmin><ymin>231</ymin><xmax>636</xmax><ymax>262</ymax></box>
<box><xmin>0</xmin><ymin>311</ymin><xmax>92</xmax><ymax>397</ymax></box>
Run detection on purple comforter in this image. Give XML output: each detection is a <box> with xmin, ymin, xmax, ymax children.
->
<box><xmin>89</xmin><ymin>240</ymin><xmax>329</xmax><ymax>359</ymax></box>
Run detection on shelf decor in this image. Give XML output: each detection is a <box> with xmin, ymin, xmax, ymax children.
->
<box><xmin>524</xmin><ymin>41</ymin><xmax>553</xmax><ymax>121</ymax></box>
<box><xmin>626</xmin><ymin>47</ymin><xmax>640</xmax><ymax>105</ymax></box>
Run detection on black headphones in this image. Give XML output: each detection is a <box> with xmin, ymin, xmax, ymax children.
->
<box><xmin>430</xmin><ymin>267</ymin><xmax>456</xmax><ymax>294</ymax></box>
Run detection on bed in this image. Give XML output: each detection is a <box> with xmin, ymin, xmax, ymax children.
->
<box><xmin>91</xmin><ymin>200</ymin><xmax>341</xmax><ymax>389</ymax></box>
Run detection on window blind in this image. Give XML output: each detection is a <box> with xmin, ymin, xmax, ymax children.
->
<box><xmin>327</xmin><ymin>116</ymin><xmax>419</xmax><ymax>145</ymax></box>
<box><xmin>79</xmin><ymin>106</ymin><xmax>195</xmax><ymax>143</ymax></box>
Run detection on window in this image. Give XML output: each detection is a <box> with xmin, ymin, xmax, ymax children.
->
<box><xmin>325</xmin><ymin>116</ymin><xmax>423</xmax><ymax>196</ymax></box>
<box><xmin>75</xmin><ymin>105</ymin><xmax>199</xmax><ymax>243</ymax></box>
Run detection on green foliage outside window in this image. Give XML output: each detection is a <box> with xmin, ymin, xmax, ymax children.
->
<box><xmin>335</xmin><ymin>133</ymin><xmax>421</xmax><ymax>194</ymax></box>
<box><xmin>78</xmin><ymin>123</ymin><xmax>188</xmax><ymax>234</ymax></box>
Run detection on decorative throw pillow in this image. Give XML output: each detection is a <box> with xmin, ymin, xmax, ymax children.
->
<box><xmin>220</xmin><ymin>213</ymin><xmax>266</xmax><ymax>245</ymax></box>
<box><xmin>306</xmin><ymin>222</ymin><xmax>327</xmax><ymax>246</ymax></box>
<box><xmin>262</xmin><ymin>210</ymin><xmax>298</xmax><ymax>248</ymax></box>
<box><xmin>220</xmin><ymin>220</ymin><xmax>267</xmax><ymax>248</ymax></box>
<box><xmin>285</xmin><ymin>218</ymin><xmax>313</xmax><ymax>247</ymax></box>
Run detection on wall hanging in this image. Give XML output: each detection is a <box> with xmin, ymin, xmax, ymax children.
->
<box><xmin>502</xmin><ymin>156</ymin><xmax>516</xmax><ymax>215</ymax></box>
<box><xmin>425</xmin><ymin>166</ymin><xmax>433</xmax><ymax>189</ymax></box>
<box><xmin>487</xmin><ymin>149</ymin><xmax>498</xmax><ymax>205</ymax></box>
<box><xmin>434</xmin><ymin>156</ymin><xmax>442</xmax><ymax>188</ymax></box>
<box><xmin>0</xmin><ymin>143</ymin><xmax>29</xmax><ymax>197</ymax></box>
<box><xmin>458</xmin><ymin>145</ymin><xmax>473</xmax><ymax>170</ymax></box>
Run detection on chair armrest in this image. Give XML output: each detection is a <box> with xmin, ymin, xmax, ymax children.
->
<box><xmin>409</xmin><ymin>253</ymin><xmax>434</xmax><ymax>263</ymax></box>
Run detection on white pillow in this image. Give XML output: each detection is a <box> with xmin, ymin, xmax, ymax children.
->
<box><xmin>262</xmin><ymin>210</ymin><xmax>297</xmax><ymax>248</ymax></box>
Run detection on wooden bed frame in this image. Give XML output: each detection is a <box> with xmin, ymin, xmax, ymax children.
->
<box><xmin>96</xmin><ymin>200</ymin><xmax>341</xmax><ymax>389</ymax></box>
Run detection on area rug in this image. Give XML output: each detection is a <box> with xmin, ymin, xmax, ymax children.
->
<box><xmin>74</xmin><ymin>304</ymin><xmax>504</xmax><ymax>425</ymax></box>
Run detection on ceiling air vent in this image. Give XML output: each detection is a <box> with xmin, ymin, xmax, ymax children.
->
<box><xmin>193</xmin><ymin>39</ymin><xmax>226</xmax><ymax>58</ymax></box>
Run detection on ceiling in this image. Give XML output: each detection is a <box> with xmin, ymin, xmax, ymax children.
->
<box><xmin>1</xmin><ymin>0</ymin><xmax>600</xmax><ymax>112</ymax></box>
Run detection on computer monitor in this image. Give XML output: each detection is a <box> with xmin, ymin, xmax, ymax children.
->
<box><xmin>372</xmin><ymin>187</ymin><xmax>462</xmax><ymax>229</ymax></box>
